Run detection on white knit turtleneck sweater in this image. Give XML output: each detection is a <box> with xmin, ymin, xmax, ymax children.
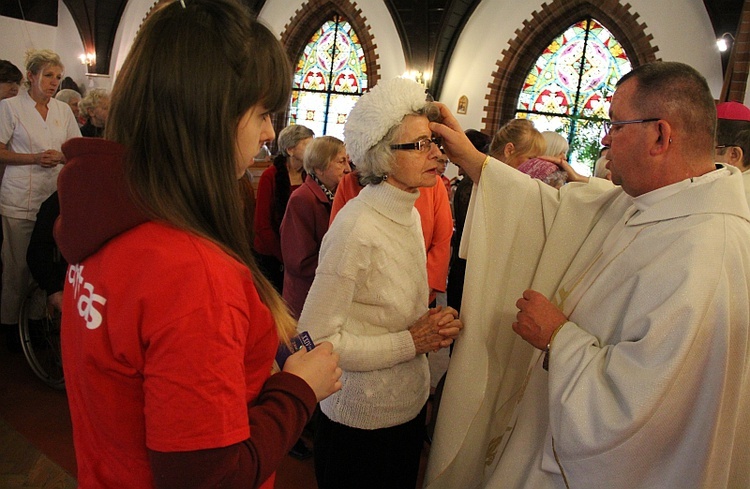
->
<box><xmin>298</xmin><ymin>181</ymin><xmax>430</xmax><ymax>429</ymax></box>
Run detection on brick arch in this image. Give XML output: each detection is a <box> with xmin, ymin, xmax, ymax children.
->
<box><xmin>139</xmin><ymin>1</ymin><xmax>168</xmax><ymax>32</ymax></box>
<box><xmin>482</xmin><ymin>0</ymin><xmax>659</xmax><ymax>134</ymax></box>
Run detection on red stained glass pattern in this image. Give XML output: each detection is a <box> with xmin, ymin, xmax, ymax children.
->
<box><xmin>289</xmin><ymin>15</ymin><xmax>366</xmax><ymax>138</ymax></box>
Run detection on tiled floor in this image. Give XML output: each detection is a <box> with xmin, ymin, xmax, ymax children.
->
<box><xmin>0</xmin><ymin>338</ymin><xmax>451</xmax><ymax>488</ymax></box>
<box><xmin>0</xmin><ymin>347</ymin><xmax>77</xmax><ymax>489</ymax></box>
<box><xmin>0</xmin><ymin>347</ymin><xmax>322</xmax><ymax>488</ymax></box>
<box><xmin>0</xmin><ymin>417</ymin><xmax>77</xmax><ymax>489</ymax></box>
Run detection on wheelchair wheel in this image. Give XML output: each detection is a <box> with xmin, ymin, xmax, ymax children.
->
<box><xmin>18</xmin><ymin>284</ymin><xmax>64</xmax><ymax>390</ymax></box>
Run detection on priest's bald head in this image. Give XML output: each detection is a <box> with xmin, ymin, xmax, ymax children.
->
<box><xmin>602</xmin><ymin>61</ymin><xmax>716</xmax><ymax>197</ymax></box>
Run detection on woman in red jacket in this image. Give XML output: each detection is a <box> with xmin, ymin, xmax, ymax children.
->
<box><xmin>280</xmin><ymin>136</ymin><xmax>350</xmax><ymax>318</ymax></box>
<box><xmin>253</xmin><ymin>124</ymin><xmax>314</xmax><ymax>292</ymax></box>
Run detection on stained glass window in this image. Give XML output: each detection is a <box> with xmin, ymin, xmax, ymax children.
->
<box><xmin>288</xmin><ymin>15</ymin><xmax>367</xmax><ymax>140</ymax></box>
<box><xmin>515</xmin><ymin>18</ymin><xmax>631</xmax><ymax>174</ymax></box>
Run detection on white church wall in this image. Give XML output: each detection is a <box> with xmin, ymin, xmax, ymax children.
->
<box><xmin>0</xmin><ymin>17</ymin><xmax>56</xmax><ymax>78</ymax></box>
<box><xmin>631</xmin><ymin>0</ymin><xmax>722</xmax><ymax>90</ymax></box>
<box><xmin>0</xmin><ymin>1</ymin><xmax>86</xmax><ymax>90</ymax></box>
<box><xmin>56</xmin><ymin>0</ymin><xmax>89</xmax><ymax>91</ymax></box>
<box><xmin>108</xmin><ymin>0</ymin><xmax>406</xmax><ymax>90</ymax></box>
<box><xmin>110</xmin><ymin>0</ymin><xmax>156</xmax><ymax>85</ymax></box>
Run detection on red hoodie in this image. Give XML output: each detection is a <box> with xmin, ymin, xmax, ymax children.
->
<box><xmin>57</xmin><ymin>138</ymin><xmax>315</xmax><ymax>489</ymax></box>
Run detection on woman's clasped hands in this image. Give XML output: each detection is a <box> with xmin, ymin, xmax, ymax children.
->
<box><xmin>35</xmin><ymin>149</ymin><xmax>65</xmax><ymax>167</ymax></box>
<box><xmin>409</xmin><ymin>305</ymin><xmax>463</xmax><ymax>354</ymax></box>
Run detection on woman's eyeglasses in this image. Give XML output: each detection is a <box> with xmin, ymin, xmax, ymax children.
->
<box><xmin>391</xmin><ymin>137</ymin><xmax>443</xmax><ymax>152</ymax></box>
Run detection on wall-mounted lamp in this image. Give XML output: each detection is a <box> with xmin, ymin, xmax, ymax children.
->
<box><xmin>79</xmin><ymin>52</ymin><xmax>96</xmax><ymax>66</ymax></box>
<box><xmin>717</xmin><ymin>32</ymin><xmax>735</xmax><ymax>53</ymax></box>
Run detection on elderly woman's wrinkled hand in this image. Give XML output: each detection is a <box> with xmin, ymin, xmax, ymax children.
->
<box><xmin>410</xmin><ymin>306</ymin><xmax>463</xmax><ymax>354</ymax></box>
<box><xmin>435</xmin><ymin>306</ymin><xmax>463</xmax><ymax>348</ymax></box>
<box><xmin>428</xmin><ymin>102</ymin><xmax>487</xmax><ymax>183</ymax></box>
<box><xmin>283</xmin><ymin>341</ymin><xmax>342</xmax><ymax>402</ymax></box>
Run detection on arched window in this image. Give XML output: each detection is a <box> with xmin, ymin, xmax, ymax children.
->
<box><xmin>515</xmin><ymin>18</ymin><xmax>631</xmax><ymax>174</ymax></box>
<box><xmin>288</xmin><ymin>14</ymin><xmax>367</xmax><ymax>140</ymax></box>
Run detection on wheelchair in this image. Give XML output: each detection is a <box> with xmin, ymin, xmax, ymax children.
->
<box><xmin>18</xmin><ymin>282</ymin><xmax>64</xmax><ymax>390</ymax></box>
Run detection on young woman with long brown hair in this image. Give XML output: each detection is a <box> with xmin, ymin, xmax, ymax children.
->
<box><xmin>56</xmin><ymin>1</ymin><xmax>341</xmax><ymax>487</ymax></box>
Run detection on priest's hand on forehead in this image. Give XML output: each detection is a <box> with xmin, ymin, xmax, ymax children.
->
<box><xmin>429</xmin><ymin>102</ymin><xmax>487</xmax><ymax>183</ymax></box>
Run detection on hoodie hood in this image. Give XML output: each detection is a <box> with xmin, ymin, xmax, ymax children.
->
<box><xmin>55</xmin><ymin>138</ymin><xmax>148</xmax><ymax>264</ymax></box>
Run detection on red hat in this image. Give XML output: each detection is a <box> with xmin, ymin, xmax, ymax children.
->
<box><xmin>716</xmin><ymin>101</ymin><xmax>750</xmax><ymax>121</ymax></box>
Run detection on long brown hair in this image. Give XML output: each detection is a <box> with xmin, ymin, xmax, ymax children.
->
<box><xmin>106</xmin><ymin>0</ymin><xmax>296</xmax><ymax>343</ymax></box>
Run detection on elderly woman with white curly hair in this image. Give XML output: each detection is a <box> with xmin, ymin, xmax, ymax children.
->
<box><xmin>78</xmin><ymin>88</ymin><xmax>109</xmax><ymax>138</ymax></box>
<box><xmin>298</xmin><ymin>77</ymin><xmax>463</xmax><ymax>489</ymax></box>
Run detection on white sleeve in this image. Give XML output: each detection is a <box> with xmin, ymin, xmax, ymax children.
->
<box><xmin>0</xmin><ymin>101</ymin><xmax>15</xmax><ymax>145</ymax></box>
<box><xmin>298</xmin><ymin>222</ymin><xmax>416</xmax><ymax>372</ymax></box>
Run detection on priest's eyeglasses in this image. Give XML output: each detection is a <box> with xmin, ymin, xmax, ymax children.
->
<box><xmin>391</xmin><ymin>137</ymin><xmax>443</xmax><ymax>152</ymax></box>
<box><xmin>603</xmin><ymin>118</ymin><xmax>660</xmax><ymax>135</ymax></box>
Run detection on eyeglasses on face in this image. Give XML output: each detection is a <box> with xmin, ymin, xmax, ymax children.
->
<box><xmin>602</xmin><ymin>118</ymin><xmax>660</xmax><ymax>135</ymax></box>
<box><xmin>390</xmin><ymin>136</ymin><xmax>443</xmax><ymax>152</ymax></box>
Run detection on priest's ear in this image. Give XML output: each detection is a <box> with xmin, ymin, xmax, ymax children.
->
<box><xmin>732</xmin><ymin>128</ymin><xmax>750</xmax><ymax>172</ymax></box>
<box><xmin>727</xmin><ymin>146</ymin><xmax>744</xmax><ymax>168</ymax></box>
<box><xmin>717</xmin><ymin>145</ymin><xmax>746</xmax><ymax>170</ymax></box>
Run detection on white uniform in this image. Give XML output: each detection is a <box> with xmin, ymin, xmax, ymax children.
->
<box><xmin>426</xmin><ymin>159</ymin><xmax>750</xmax><ymax>489</ymax></box>
<box><xmin>0</xmin><ymin>89</ymin><xmax>80</xmax><ymax>219</ymax></box>
<box><xmin>0</xmin><ymin>89</ymin><xmax>80</xmax><ymax>323</ymax></box>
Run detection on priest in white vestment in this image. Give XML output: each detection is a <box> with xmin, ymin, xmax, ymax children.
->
<box><xmin>425</xmin><ymin>61</ymin><xmax>750</xmax><ymax>488</ymax></box>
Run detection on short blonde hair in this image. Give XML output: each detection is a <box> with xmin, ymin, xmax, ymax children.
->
<box><xmin>79</xmin><ymin>88</ymin><xmax>109</xmax><ymax>120</ymax></box>
<box><xmin>489</xmin><ymin>119</ymin><xmax>545</xmax><ymax>161</ymax></box>
<box><xmin>304</xmin><ymin>136</ymin><xmax>345</xmax><ymax>175</ymax></box>
<box><xmin>23</xmin><ymin>49</ymin><xmax>63</xmax><ymax>88</ymax></box>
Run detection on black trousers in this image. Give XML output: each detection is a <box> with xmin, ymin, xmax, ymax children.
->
<box><xmin>314</xmin><ymin>405</ymin><xmax>427</xmax><ymax>489</ymax></box>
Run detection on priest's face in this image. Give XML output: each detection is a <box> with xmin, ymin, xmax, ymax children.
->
<box><xmin>601</xmin><ymin>79</ymin><xmax>661</xmax><ymax>197</ymax></box>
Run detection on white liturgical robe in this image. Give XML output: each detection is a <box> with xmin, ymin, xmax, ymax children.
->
<box><xmin>425</xmin><ymin>159</ymin><xmax>750</xmax><ymax>489</ymax></box>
